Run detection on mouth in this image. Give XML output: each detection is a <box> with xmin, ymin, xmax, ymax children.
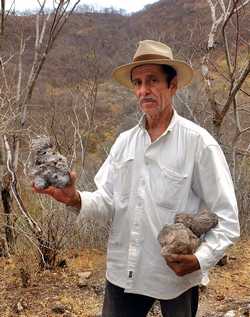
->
<box><xmin>141</xmin><ymin>98</ymin><xmax>156</xmax><ymax>104</ymax></box>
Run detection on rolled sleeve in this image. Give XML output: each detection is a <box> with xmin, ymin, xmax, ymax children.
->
<box><xmin>193</xmin><ymin>144</ymin><xmax>240</xmax><ymax>272</ymax></box>
<box><xmin>77</xmin><ymin>153</ymin><xmax>115</xmax><ymax>226</ymax></box>
<box><xmin>78</xmin><ymin>189</ymin><xmax>114</xmax><ymax>226</ymax></box>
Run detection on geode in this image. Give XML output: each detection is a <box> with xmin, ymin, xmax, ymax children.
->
<box><xmin>189</xmin><ymin>210</ymin><xmax>218</xmax><ymax>237</ymax></box>
<box><xmin>29</xmin><ymin>137</ymin><xmax>70</xmax><ymax>189</ymax></box>
<box><xmin>158</xmin><ymin>223</ymin><xmax>200</xmax><ymax>256</ymax></box>
<box><xmin>175</xmin><ymin>210</ymin><xmax>218</xmax><ymax>237</ymax></box>
<box><xmin>158</xmin><ymin>210</ymin><xmax>218</xmax><ymax>255</ymax></box>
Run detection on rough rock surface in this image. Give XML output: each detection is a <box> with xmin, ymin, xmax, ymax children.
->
<box><xmin>189</xmin><ymin>210</ymin><xmax>218</xmax><ymax>237</ymax></box>
<box><xmin>158</xmin><ymin>223</ymin><xmax>200</xmax><ymax>256</ymax></box>
<box><xmin>29</xmin><ymin>137</ymin><xmax>70</xmax><ymax>189</ymax></box>
<box><xmin>158</xmin><ymin>210</ymin><xmax>218</xmax><ymax>255</ymax></box>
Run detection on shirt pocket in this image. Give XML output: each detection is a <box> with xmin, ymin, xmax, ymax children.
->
<box><xmin>113</xmin><ymin>157</ymin><xmax>134</xmax><ymax>198</ymax></box>
<box><xmin>152</xmin><ymin>165</ymin><xmax>188</xmax><ymax>210</ymax></box>
<box><xmin>112</xmin><ymin>158</ymin><xmax>134</xmax><ymax>235</ymax></box>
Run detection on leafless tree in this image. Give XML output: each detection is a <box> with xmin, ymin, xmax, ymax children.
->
<box><xmin>202</xmin><ymin>0</ymin><xmax>250</xmax><ymax>232</ymax></box>
<box><xmin>0</xmin><ymin>0</ymin><xmax>15</xmax><ymax>36</ymax></box>
<box><xmin>0</xmin><ymin>0</ymin><xmax>5</xmax><ymax>36</ymax></box>
<box><xmin>173</xmin><ymin>0</ymin><xmax>250</xmax><ymax>233</ymax></box>
<box><xmin>204</xmin><ymin>0</ymin><xmax>250</xmax><ymax>142</ymax></box>
<box><xmin>0</xmin><ymin>0</ymin><xmax>80</xmax><ymax>264</ymax></box>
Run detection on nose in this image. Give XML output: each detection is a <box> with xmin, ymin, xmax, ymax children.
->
<box><xmin>137</xmin><ymin>82</ymin><xmax>151</xmax><ymax>97</ymax></box>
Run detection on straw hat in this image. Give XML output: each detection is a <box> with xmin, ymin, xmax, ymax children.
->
<box><xmin>112</xmin><ymin>40</ymin><xmax>193</xmax><ymax>90</ymax></box>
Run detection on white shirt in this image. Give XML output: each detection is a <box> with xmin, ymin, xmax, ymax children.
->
<box><xmin>78</xmin><ymin>110</ymin><xmax>240</xmax><ymax>300</ymax></box>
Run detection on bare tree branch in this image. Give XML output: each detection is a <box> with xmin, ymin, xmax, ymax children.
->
<box><xmin>3</xmin><ymin>135</ymin><xmax>42</xmax><ymax>236</ymax></box>
<box><xmin>222</xmin><ymin>58</ymin><xmax>250</xmax><ymax>117</ymax></box>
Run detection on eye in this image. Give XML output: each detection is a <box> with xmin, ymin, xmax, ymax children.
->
<box><xmin>150</xmin><ymin>77</ymin><xmax>158</xmax><ymax>83</ymax></box>
<box><xmin>132</xmin><ymin>79</ymin><xmax>140</xmax><ymax>87</ymax></box>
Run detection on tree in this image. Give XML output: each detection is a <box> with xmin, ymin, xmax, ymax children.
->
<box><xmin>0</xmin><ymin>0</ymin><xmax>80</xmax><ymax>263</ymax></box>
<box><xmin>0</xmin><ymin>0</ymin><xmax>5</xmax><ymax>36</ymax></box>
<box><xmin>179</xmin><ymin>0</ymin><xmax>250</xmax><ymax>232</ymax></box>
<box><xmin>0</xmin><ymin>0</ymin><xmax>15</xmax><ymax>36</ymax></box>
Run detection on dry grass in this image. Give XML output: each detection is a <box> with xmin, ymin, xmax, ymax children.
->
<box><xmin>0</xmin><ymin>239</ymin><xmax>250</xmax><ymax>316</ymax></box>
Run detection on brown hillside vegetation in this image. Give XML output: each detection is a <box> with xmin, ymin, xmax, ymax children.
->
<box><xmin>0</xmin><ymin>1</ymin><xmax>250</xmax><ymax>317</ymax></box>
<box><xmin>0</xmin><ymin>239</ymin><xmax>250</xmax><ymax>316</ymax></box>
<box><xmin>1</xmin><ymin>0</ymin><xmax>249</xmax><ymax>153</ymax></box>
<box><xmin>2</xmin><ymin>0</ymin><xmax>249</xmax><ymax>90</ymax></box>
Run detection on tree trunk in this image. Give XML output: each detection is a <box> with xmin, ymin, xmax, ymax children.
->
<box><xmin>1</xmin><ymin>173</ymin><xmax>16</xmax><ymax>253</ymax></box>
<box><xmin>1</xmin><ymin>0</ymin><xmax>5</xmax><ymax>36</ymax></box>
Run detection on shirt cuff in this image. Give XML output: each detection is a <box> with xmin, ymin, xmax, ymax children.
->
<box><xmin>194</xmin><ymin>244</ymin><xmax>223</xmax><ymax>272</ymax></box>
<box><xmin>77</xmin><ymin>190</ymin><xmax>96</xmax><ymax>220</ymax></box>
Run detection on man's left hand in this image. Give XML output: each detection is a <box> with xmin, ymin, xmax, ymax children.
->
<box><xmin>164</xmin><ymin>254</ymin><xmax>200</xmax><ymax>276</ymax></box>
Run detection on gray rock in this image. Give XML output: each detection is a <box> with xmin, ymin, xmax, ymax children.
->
<box><xmin>77</xmin><ymin>271</ymin><xmax>92</xmax><ymax>288</ymax></box>
<box><xmin>29</xmin><ymin>137</ymin><xmax>70</xmax><ymax>189</ymax></box>
<box><xmin>33</xmin><ymin>175</ymin><xmax>48</xmax><ymax>189</ymax></box>
<box><xmin>158</xmin><ymin>223</ymin><xmax>200</xmax><ymax>256</ymax></box>
<box><xmin>77</xmin><ymin>280</ymin><xmax>88</xmax><ymax>288</ymax></box>
<box><xmin>190</xmin><ymin>210</ymin><xmax>218</xmax><ymax>237</ymax></box>
<box><xmin>14</xmin><ymin>299</ymin><xmax>28</xmax><ymax>313</ymax></box>
<box><xmin>158</xmin><ymin>210</ymin><xmax>218</xmax><ymax>255</ymax></box>
<box><xmin>223</xmin><ymin>311</ymin><xmax>236</xmax><ymax>317</ymax></box>
<box><xmin>15</xmin><ymin>301</ymin><xmax>24</xmax><ymax>313</ymax></box>
<box><xmin>175</xmin><ymin>213</ymin><xmax>194</xmax><ymax>229</ymax></box>
<box><xmin>77</xmin><ymin>271</ymin><xmax>92</xmax><ymax>279</ymax></box>
<box><xmin>175</xmin><ymin>210</ymin><xmax>218</xmax><ymax>237</ymax></box>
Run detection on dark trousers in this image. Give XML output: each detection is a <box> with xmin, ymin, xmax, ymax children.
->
<box><xmin>102</xmin><ymin>280</ymin><xmax>199</xmax><ymax>317</ymax></box>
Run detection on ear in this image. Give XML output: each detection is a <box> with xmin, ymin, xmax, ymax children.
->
<box><xmin>169</xmin><ymin>76</ymin><xmax>177</xmax><ymax>96</ymax></box>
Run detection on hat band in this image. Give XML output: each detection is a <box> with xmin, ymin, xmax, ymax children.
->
<box><xmin>133</xmin><ymin>54</ymin><xmax>172</xmax><ymax>62</ymax></box>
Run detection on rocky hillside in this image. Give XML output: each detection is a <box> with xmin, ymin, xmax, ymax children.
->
<box><xmin>2</xmin><ymin>0</ymin><xmax>249</xmax><ymax>89</ymax></box>
<box><xmin>1</xmin><ymin>239</ymin><xmax>250</xmax><ymax>316</ymax></box>
<box><xmin>0</xmin><ymin>0</ymin><xmax>249</xmax><ymax>177</ymax></box>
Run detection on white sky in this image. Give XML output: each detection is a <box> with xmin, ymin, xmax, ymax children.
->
<box><xmin>6</xmin><ymin>0</ymin><xmax>158</xmax><ymax>13</ymax></box>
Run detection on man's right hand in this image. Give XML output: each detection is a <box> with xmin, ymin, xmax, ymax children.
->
<box><xmin>32</xmin><ymin>171</ymin><xmax>81</xmax><ymax>210</ymax></box>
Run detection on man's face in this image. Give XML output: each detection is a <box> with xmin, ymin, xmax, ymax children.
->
<box><xmin>131</xmin><ymin>64</ymin><xmax>177</xmax><ymax>118</ymax></box>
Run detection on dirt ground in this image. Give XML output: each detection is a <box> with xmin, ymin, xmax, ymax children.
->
<box><xmin>1</xmin><ymin>239</ymin><xmax>250</xmax><ymax>317</ymax></box>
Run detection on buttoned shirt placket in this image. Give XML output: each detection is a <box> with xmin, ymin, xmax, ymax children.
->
<box><xmin>125</xmin><ymin>124</ymin><xmax>171</xmax><ymax>290</ymax></box>
<box><xmin>125</xmin><ymin>127</ymin><xmax>148</xmax><ymax>289</ymax></box>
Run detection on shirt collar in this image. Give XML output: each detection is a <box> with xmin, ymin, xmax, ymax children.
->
<box><xmin>138</xmin><ymin>108</ymin><xmax>179</xmax><ymax>135</ymax></box>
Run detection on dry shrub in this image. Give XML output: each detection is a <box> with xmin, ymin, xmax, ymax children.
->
<box><xmin>15</xmin><ymin>242</ymin><xmax>39</xmax><ymax>288</ymax></box>
<box><xmin>73</xmin><ymin>218</ymin><xmax>110</xmax><ymax>250</ymax></box>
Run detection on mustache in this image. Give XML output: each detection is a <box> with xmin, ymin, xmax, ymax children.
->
<box><xmin>140</xmin><ymin>96</ymin><xmax>157</xmax><ymax>104</ymax></box>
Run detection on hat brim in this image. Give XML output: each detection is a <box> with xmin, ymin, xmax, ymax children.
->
<box><xmin>112</xmin><ymin>59</ymin><xmax>193</xmax><ymax>90</ymax></box>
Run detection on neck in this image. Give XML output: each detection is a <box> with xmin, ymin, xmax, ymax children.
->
<box><xmin>145</xmin><ymin>108</ymin><xmax>174</xmax><ymax>142</ymax></box>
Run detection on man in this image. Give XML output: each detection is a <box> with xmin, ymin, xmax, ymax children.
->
<box><xmin>33</xmin><ymin>40</ymin><xmax>240</xmax><ymax>317</ymax></box>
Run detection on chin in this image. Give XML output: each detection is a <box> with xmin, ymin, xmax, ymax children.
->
<box><xmin>143</xmin><ymin>110</ymin><xmax>162</xmax><ymax>119</ymax></box>
<box><xmin>141</xmin><ymin>105</ymin><xmax>160</xmax><ymax>114</ymax></box>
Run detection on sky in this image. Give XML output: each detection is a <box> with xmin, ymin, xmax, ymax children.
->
<box><xmin>5</xmin><ymin>0</ymin><xmax>159</xmax><ymax>14</ymax></box>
